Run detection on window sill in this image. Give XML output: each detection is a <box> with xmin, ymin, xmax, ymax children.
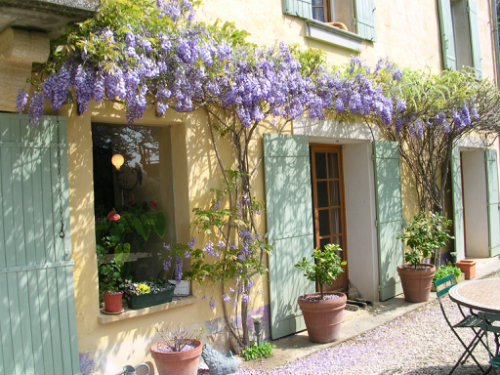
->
<box><xmin>305</xmin><ymin>19</ymin><xmax>365</xmax><ymax>52</ymax></box>
<box><xmin>98</xmin><ymin>295</ymin><xmax>197</xmax><ymax>324</ymax></box>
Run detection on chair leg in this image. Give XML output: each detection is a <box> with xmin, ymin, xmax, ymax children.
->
<box><xmin>449</xmin><ymin>330</ymin><xmax>487</xmax><ymax>375</ymax></box>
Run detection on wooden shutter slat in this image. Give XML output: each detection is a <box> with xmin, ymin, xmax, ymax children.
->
<box><xmin>468</xmin><ymin>0</ymin><xmax>482</xmax><ymax>79</ymax></box>
<box><xmin>373</xmin><ymin>141</ymin><xmax>403</xmax><ymax>301</ymax></box>
<box><xmin>282</xmin><ymin>0</ymin><xmax>312</xmax><ymax>19</ymax></box>
<box><xmin>485</xmin><ymin>149</ymin><xmax>500</xmax><ymax>256</ymax></box>
<box><xmin>437</xmin><ymin>0</ymin><xmax>457</xmax><ymax>70</ymax></box>
<box><xmin>451</xmin><ymin>147</ymin><xmax>465</xmax><ymax>260</ymax></box>
<box><xmin>354</xmin><ymin>0</ymin><xmax>376</xmax><ymax>41</ymax></box>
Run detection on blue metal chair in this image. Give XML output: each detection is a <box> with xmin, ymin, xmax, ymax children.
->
<box><xmin>434</xmin><ymin>274</ymin><xmax>488</xmax><ymax>374</ymax></box>
<box><xmin>479</xmin><ymin>312</ymin><xmax>500</xmax><ymax>374</ymax></box>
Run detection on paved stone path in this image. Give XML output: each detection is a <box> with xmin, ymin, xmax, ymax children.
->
<box><xmin>236</xmin><ymin>297</ymin><xmax>495</xmax><ymax>375</ymax></box>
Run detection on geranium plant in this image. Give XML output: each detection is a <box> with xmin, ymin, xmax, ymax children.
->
<box><xmin>295</xmin><ymin>243</ymin><xmax>346</xmax><ymax>300</ymax></box>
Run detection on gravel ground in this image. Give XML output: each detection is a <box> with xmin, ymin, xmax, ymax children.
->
<box><xmin>236</xmin><ymin>296</ymin><xmax>495</xmax><ymax>375</ymax></box>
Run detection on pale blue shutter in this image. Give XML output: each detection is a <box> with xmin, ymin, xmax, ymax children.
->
<box><xmin>468</xmin><ymin>0</ymin><xmax>482</xmax><ymax>79</ymax></box>
<box><xmin>373</xmin><ymin>141</ymin><xmax>403</xmax><ymax>301</ymax></box>
<box><xmin>282</xmin><ymin>0</ymin><xmax>312</xmax><ymax>19</ymax></box>
<box><xmin>437</xmin><ymin>0</ymin><xmax>457</xmax><ymax>70</ymax></box>
<box><xmin>0</xmin><ymin>114</ymin><xmax>80</xmax><ymax>375</ymax></box>
<box><xmin>264</xmin><ymin>134</ymin><xmax>315</xmax><ymax>339</ymax></box>
<box><xmin>354</xmin><ymin>0</ymin><xmax>376</xmax><ymax>41</ymax></box>
<box><xmin>451</xmin><ymin>147</ymin><xmax>465</xmax><ymax>260</ymax></box>
<box><xmin>485</xmin><ymin>149</ymin><xmax>500</xmax><ymax>256</ymax></box>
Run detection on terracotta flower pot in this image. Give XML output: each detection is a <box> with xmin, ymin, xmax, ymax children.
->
<box><xmin>456</xmin><ymin>260</ymin><xmax>476</xmax><ymax>280</ymax></box>
<box><xmin>150</xmin><ymin>339</ymin><xmax>202</xmax><ymax>375</ymax></box>
<box><xmin>297</xmin><ymin>292</ymin><xmax>347</xmax><ymax>343</ymax></box>
<box><xmin>397</xmin><ymin>264</ymin><xmax>436</xmax><ymax>303</ymax></box>
<box><xmin>102</xmin><ymin>291</ymin><xmax>123</xmax><ymax>313</ymax></box>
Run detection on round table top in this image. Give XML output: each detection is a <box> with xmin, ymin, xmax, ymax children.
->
<box><xmin>448</xmin><ymin>278</ymin><xmax>500</xmax><ymax>313</ymax></box>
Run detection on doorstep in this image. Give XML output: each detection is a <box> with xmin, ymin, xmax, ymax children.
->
<box><xmin>241</xmin><ymin>255</ymin><xmax>500</xmax><ymax>370</ymax></box>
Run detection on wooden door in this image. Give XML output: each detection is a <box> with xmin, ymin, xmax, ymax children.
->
<box><xmin>310</xmin><ymin>144</ymin><xmax>348</xmax><ymax>292</ymax></box>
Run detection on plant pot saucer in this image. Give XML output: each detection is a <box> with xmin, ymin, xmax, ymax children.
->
<box><xmin>100</xmin><ymin>308</ymin><xmax>124</xmax><ymax>315</ymax></box>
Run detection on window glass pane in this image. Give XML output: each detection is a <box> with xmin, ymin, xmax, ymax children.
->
<box><xmin>320</xmin><ymin>237</ymin><xmax>331</xmax><ymax>250</ymax></box>
<box><xmin>332</xmin><ymin>235</ymin><xmax>343</xmax><ymax>250</ymax></box>
<box><xmin>312</xmin><ymin>0</ymin><xmax>323</xmax><ymax>5</ymax></box>
<box><xmin>317</xmin><ymin>181</ymin><xmax>328</xmax><ymax>207</ymax></box>
<box><xmin>328</xmin><ymin>153</ymin><xmax>339</xmax><ymax>178</ymax></box>
<box><xmin>318</xmin><ymin>209</ymin><xmax>330</xmax><ymax>236</ymax></box>
<box><xmin>312</xmin><ymin>8</ymin><xmax>325</xmax><ymax>21</ymax></box>
<box><xmin>315</xmin><ymin>152</ymin><xmax>327</xmax><ymax>179</ymax></box>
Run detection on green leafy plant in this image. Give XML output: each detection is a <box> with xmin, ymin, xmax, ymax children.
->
<box><xmin>399</xmin><ymin>211</ymin><xmax>453</xmax><ymax>269</ymax></box>
<box><xmin>433</xmin><ymin>262</ymin><xmax>462</xmax><ymax>281</ymax></box>
<box><xmin>241</xmin><ymin>342</ymin><xmax>275</xmax><ymax>361</ymax></box>
<box><xmin>294</xmin><ymin>243</ymin><xmax>346</xmax><ymax>299</ymax></box>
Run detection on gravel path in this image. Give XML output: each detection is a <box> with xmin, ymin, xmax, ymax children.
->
<box><xmin>236</xmin><ymin>297</ymin><xmax>495</xmax><ymax>375</ymax></box>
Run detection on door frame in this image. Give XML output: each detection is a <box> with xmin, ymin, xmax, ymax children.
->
<box><xmin>309</xmin><ymin>143</ymin><xmax>348</xmax><ymax>292</ymax></box>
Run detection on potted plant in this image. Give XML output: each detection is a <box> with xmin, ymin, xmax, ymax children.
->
<box><xmin>99</xmin><ymin>258</ymin><xmax>126</xmax><ymax>313</ymax></box>
<box><xmin>294</xmin><ymin>243</ymin><xmax>347</xmax><ymax>343</ymax></box>
<box><xmin>398</xmin><ymin>211</ymin><xmax>453</xmax><ymax>302</ymax></box>
<box><xmin>150</xmin><ymin>328</ymin><xmax>203</xmax><ymax>375</ymax></box>
<box><xmin>120</xmin><ymin>279</ymin><xmax>175</xmax><ymax>309</ymax></box>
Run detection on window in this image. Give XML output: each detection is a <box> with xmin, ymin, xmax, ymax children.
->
<box><xmin>437</xmin><ymin>0</ymin><xmax>482</xmax><ymax>78</ymax></box>
<box><xmin>92</xmin><ymin>123</ymin><xmax>180</xmax><ymax>288</ymax></box>
<box><xmin>282</xmin><ymin>0</ymin><xmax>375</xmax><ymax>48</ymax></box>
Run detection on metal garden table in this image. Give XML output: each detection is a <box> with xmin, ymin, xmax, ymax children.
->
<box><xmin>449</xmin><ymin>278</ymin><xmax>500</xmax><ymax>314</ymax></box>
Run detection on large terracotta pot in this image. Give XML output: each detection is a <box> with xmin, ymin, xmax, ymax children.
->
<box><xmin>150</xmin><ymin>339</ymin><xmax>202</xmax><ymax>375</ymax></box>
<box><xmin>397</xmin><ymin>264</ymin><xmax>436</xmax><ymax>302</ymax></box>
<box><xmin>297</xmin><ymin>292</ymin><xmax>347</xmax><ymax>343</ymax></box>
<box><xmin>102</xmin><ymin>291</ymin><xmax>123</xmax><ymax>313</ymax></box>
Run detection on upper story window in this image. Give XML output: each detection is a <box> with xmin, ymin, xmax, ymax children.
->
<box><xmin>437</xmin><ymin>0</ymin><xmax>482</xmax><ymax>79</ymax></box>
<box><xmin>283</xmin><ymin>0</ymin><xmax>375</xmax><ymax>51</ymax></box>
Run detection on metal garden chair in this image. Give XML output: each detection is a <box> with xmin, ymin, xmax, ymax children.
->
<box><xmin>434</xmin><ymin>273</ymin><xmax>488</xmax><ymax>374</ymax></box>
<box><xmin>480</xmin><ymin>312</ymin><xmax>500</xmax><ymax>374</ymax></box>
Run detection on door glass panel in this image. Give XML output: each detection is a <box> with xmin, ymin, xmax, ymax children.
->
<box><xmin>329</xmin><ymin>181</ymin><xmax>340</xmax><ymax>206</ymax></box>
<box><xmin>312</xmin><ymin>0</ymin><xmax>323</xmax><ymax>5</ymax></box>
<box><xmin>317</xmin><ymin>181</ymin><xmax>328</xmax><ymax>207</ymax></box>
<box><xmin>332</xmin><ymin>235</ymin><xmax>343</xmax><ymax>249</ymax></box>
<box><xmin>320</xmin><ymin>237</ymin><xmax>331</xmax><ymax>250</ymax></box>
<box><xmin>319</xmin><ymin>209</ymin><xmax>330</xmax><ymax>236</ymax></box>
<box><xmin>330</xmin><ymin>208</ymin><xmax>341</xmax><ymax>234</ymax></box>
<box><xmin>315</xmin><ymin>153</ymin><xmax>327</xmax><ymax>179</ymax></box>
<box><xmin>328</xmin><ymin>153</ymin><xmax>339</xmax><ymax>178</ymax></box>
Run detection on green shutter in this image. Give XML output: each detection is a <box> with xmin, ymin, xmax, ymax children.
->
<box><xmin>485</xmin><ymin>149</ymin><xmax>500</xmax><ymax>256</ymax></box>
<box><xmin>451</xmin><ymin>147</ymin><xmax>465</xmax><ymax>260</ymax></box>
<box><xmin>354</xmin><ymin>0</ymin><xmax>376</xmax><ymax>41</ymax></box>
<box><xmin>282</xmin><ymin>0</ymin><xmax>312</xmax><ymax>19</ymax></box>
<box><xmin>264</xmin><ymin>134</ymin><xmax>314</xmax><ymax>339</ymax></box>
<box><xmin>0</xmin><ymin>114</ymin><xmax>80</xmax><ymax>375</ymax></box>
<box><xmin>468</xmin><ymin>0</ymin><xmax>482</xmax><ymax>79</ymax></box>
<box><xmin>373</xmin><ymin>141</ymin><xmax>403</xmax><ymax>301</ymax></box>
<box><xmin>437</xmin><ymin>0</ymin><xmax>457</xmax><ymax>70</ymax></box>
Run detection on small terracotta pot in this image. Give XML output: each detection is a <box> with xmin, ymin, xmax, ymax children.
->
<box><xmin>102</xmin><ymin>291</ymin><xmax>123</xmax><ymax>313</ymax></box>
<box><xmin>397</xmin><ymin>264</ymin><xmax>436</xmax><ymax>303</ymax></box>
<box><xmin>456</xmin><ymin>260</ymin><xmax>476</xmax><ymax>280</ymax></box>
<box><xmin>150</xmin><ymin>339</ymin><xmax>202</xmax><ymax>375</ymax></box>
<box><xmin>298</xmin><ymin>292</ymin><xmax>347</xmax><ymax>343</ymax></box>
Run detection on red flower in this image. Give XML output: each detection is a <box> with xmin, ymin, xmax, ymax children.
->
<box><xmin>106</xmin><ymin>210</ymin><xmax>120</xmax><ymax>221</ymax></box>
<box><xmin>149</xmin><ymin>201</ymin><xmax>158</xmax><ymax>209</ymax></box>
<box><xmin>128</xmin><ymin>200</ymin><xmax>136</xmax><ymax>206</ymax></box>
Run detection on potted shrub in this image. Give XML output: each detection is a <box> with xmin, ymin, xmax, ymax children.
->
<box><xmin>99</xmin><ymin>258</ymin><xmax>125</xmax><ymax>313</ymax></box>
<box><xmin>294</xmin><ymin>243</ymin><xmax>347</xmax><ymax>343</ymax></box>
<box><xmin>120</xmin><ymin>279</ymin><xmax>175</xmax><ymax>309</ymax></box>
<box><xmin>150</xmin><ymin>328</ymin><xmax>203</xmax><ymax>375</ymax></box>
<box><xmin>398</xmin><ymin>211</ymin><xmax>453</xmax><ymax>302</ymax></box>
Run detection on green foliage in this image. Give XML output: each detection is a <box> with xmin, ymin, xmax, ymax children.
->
<box><xmin>433</xmin><ymin>262</ymin><xmax>462</xmax><ymax>281</ymax></box>
<box><xmin>241</xmin><ymin>341</ymin><xmax>275</xmax><ymax>361</ymax></box>
<box><xmin>399</xmin><ymin>211</ymin><xmax>453</xmax><ymax>268</ymax></box>
<box><xmin>295</xmin><ymin>243</ymin><xmax>346</xmax><ymax>298</ymax></box>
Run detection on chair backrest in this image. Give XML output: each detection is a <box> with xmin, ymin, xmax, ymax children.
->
<box><xmin>433</xmin><ymin>273</ymin><xmax>456</xmax><ymax>298</ymax></box>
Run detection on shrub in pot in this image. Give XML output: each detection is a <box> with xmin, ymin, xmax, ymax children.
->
<box><xmin>398</xmin><ymin>211</ymin><xmax>453</xmax><ymax>302</ymax></box>
<box><xmin>294</xmin><ymin>243</ymin><xmax>347</xmax><ymax>343</ymax></box>
<box><xmin>150</xmin><ymin>328</ymin><xmax>203</xmax><ymax>375</ymax></box>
